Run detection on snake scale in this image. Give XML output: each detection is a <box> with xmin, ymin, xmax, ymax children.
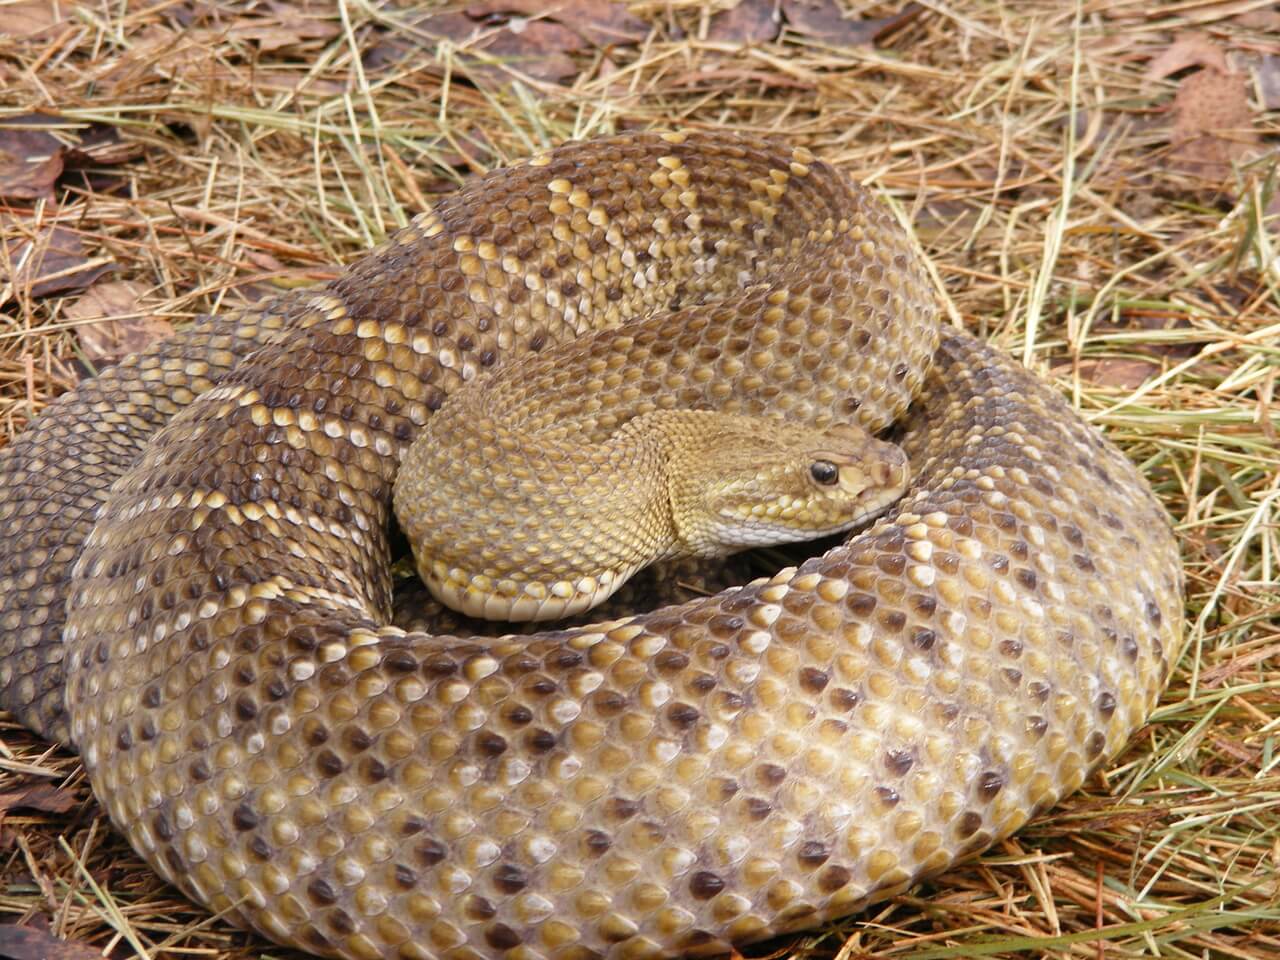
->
<box><xmin>0</xmin><ymin>131</ymin><xmax>1182</xmax><ymax>960</ymax></box>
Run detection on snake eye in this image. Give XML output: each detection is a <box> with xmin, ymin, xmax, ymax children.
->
<box><xmin>810</xmin><ymin>460</ymin><xmax>839</xmax><ymax>485</ymax></box>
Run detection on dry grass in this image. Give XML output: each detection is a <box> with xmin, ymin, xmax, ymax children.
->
<box><xmin>1</xmin><ymin>1</ymin><xmax>1278</xmax><ymax>958</ymax></box>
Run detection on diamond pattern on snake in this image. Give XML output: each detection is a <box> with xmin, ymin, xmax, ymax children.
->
<box><xmin>0</xmin><ymin>130</ymin><xmax>1182</xmax><ymax>960</ymax></box>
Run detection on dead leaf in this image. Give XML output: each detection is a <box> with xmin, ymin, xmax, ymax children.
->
<box><xmin>243</xmin><ymin>251</ymin><xmax>286</xmax><ymax>273</ymax></box>
<box><xmin>144</xmin><ymin>62</ymin><xmax>346</xmax><ymax>98</ymax></box>
<box><xmin>1171</xmin><ymin>68</ymin><xmax>1258</xmax><ymax>181</ymax></box>
<box><xmin>0</xmin><ymin>925</ymin><xmax>102</xmax><ymax>960</ymax></box>
<box><xmin>480</xmin><ymin>20</ymin><xmax>583</xmax><ymax>82</ymax></box>
<box><xmin>465</xmin><ymin>0</ymin><xmax>649</xmax><ymax>47</ymax></box>
<box><xmin>1052</xmin><ymin>358</ymin><xmax>1161</xmax><ymax>390</ymax></box>
<box><xmin>1</xmin><ymin>226</ymin><xmax>114</xmax><ymax>299</ymax></box>
<box><xmin>709</xmin><ymin>0</ymin><xmax>780</xmax><ymax>43</ymax></box>
<box><xmin>429</xmin><ymin>11</ymin><xmax>493</xmax><ymax>45</ymax></box>
<box><xmin>0</xmin><ymin>0</ymin><xmax>65</xmax><ymax>39</ymax></box>
<box><xmin>370</xmin><ymin>1</ymin><xmax>645</xmax><ymax>85</ymax></box>
<box><xmin>1144</xmin><ymin>34</ymin><xmax>1260</xmax><ymax>182</ymax></box>
<box><xmin>0</xmin><ymin>122</ymin><xmax>63</xmax><ymax>201</ymax></box>
<box><xmin>781</xmin><ymin>0</ymin><xmax>921</xmax><ymax>47</ymax></box>
<box><xmin>228</xmin><ymin>3</ymin><xmax>341</xmax><ymax>52</ymax></box>
<box><xmin>1256</xmin><ymin>54</ymin><xmax>1280</xmax><ymax>111</ymax></box>
<box><xmin>1234</xmin><ymin>6</ymin><xmax>1280</xmax><ymax>31</ymax></box>
<box><xmin>0</xmin><ymin>115</ymin><xmax>141</xmax><ymax>201</ymax></box>
<box><xmin>1146</xmin><ymin>32</ymin><xmax>1228</xmax><ymax>81</ymax></box>
<box><xmin>0</xmin><ymin>783</ymin><xmax>78</xmax><ymax>816</ymax></box>
<box><xmin>65</xmin><ymin>281</ymin><xmax>172</xmax><ymax>366</ymax></box>
<box><xmin>61</xmin><ymin>123</ymin><xmax>142</xmax><ymax>168</ymax></box>
<box><xmin>97</xmin><ymin>23</ymin><xmax>192</xmax><ymax>85</ymax></box>
<box><xmin>374</xmin><ymin>11</ymin><xmax>582</xmax><ymax>85</ymax></box>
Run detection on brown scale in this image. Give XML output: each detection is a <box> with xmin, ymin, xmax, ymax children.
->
<box><xmin>0</xmin><ymin>131</ymin><xmax>1181</xmax><ymax>960</ymax></box>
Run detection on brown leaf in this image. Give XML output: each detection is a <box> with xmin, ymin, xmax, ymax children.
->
<box><xmin>1</xmin><ymin>226</ymin><xmax>114</xmax><ymax>299</ymax></box>
<box><xmin>465</xmin><ymin>0</ymin><xmax>649</xmax><ymax>47</ymax></box>
<box><xmin>143</xmin><ymin>62</ymin><xmax>346</xmax><ymax>98</ymax></box>
<box><xmin>1052</xmin><ymin>358</ymin><xmax>1160</xmax><ymax>390</ymax></box>
<box><xmin>403</xmin><ymin>10</ymin><xmax>477</xmax><ymax>45</ymax></box>
<box><xmin>1234</xmin><ymin>6</ymin><xmax>1280</xmax><ymax>31</ymax></box>
<box><xmin>781</xmin><ymin>0</ymin><xmax>921</xmax><ymax>47</ymax></box>
<box><xmin>228</xmin><ymin>2</ymin><xmax>340</xmax><ymax>52</ymax></box>
<box><xmin>1171</xmin><ymin>68</ymin><xmax>1258</xmax><ymax>181</ymax></box>
<box><xmin>97</xmin><ymin>23</ymin><xmax>191</xmax><ymax>85</ymax></box>
<box><xmin>0</xmin><ymin>783</ymin><xmax>78</xmax><ymax>816</ymax></box>
<box><xmin>381</xmin><ymin>11</ymin><xmax>582</xmax><ymax>85</ymax></box>
<box><xmin>62</xmin><ymin>123</ymin><xmax>142</xmax><ymax>169</ymax></box>
<box><xmin>0</xmin><ymin>119</ymin><xmax>64</xmax><ymax>201</ymax></box>
<box><xmin>0</xmin><ymin>116</ymin><xmax>141</xmax><ymax>201</ymax></box>
<box><xmin>0</xmin><ymin>925</ymin><xmax>102</xmax><ymax>960</ymax></box>
<box><xmin>0</xmin><ymin>1</ymin><xmax>65</xmax><ymax>39</ymax></box>
<box><xmin>1257</xmin><ymin>54</ymin><xmax>1280</xmax><ymax>111</ymax></box>
<box><xmin>242</xmin><ymin>250</ymin><xmax>286</xmax><ymax>273</ymax></box>
<box><xmin>709</xmin><ymin>0</ymin><xmax>780</xmax><ymax>43</ymax></box>
<box><xmin>66</xmin><ymin>281</ymin><xmax>172</xmax><ymax>367</ymax></box>
<box><xmin>480</xmin><ymin>20</ymin><xmax>583</xmax><ymax>83</ymax></box>
<box><xmin>1146</xmin><ymin>32</ymin><xmax>1228</xmax><ymax>81</ymax></box>
<box><xmin>1144</xmin><ymin>34</ymin><xmax>1256</xmax><ymax>185</ymax></box>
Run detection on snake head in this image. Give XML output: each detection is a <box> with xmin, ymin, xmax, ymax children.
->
<box><xmin>662</xmin><ymin>415</ymin><xmax>910</xmax><ymax>555</ymax></box>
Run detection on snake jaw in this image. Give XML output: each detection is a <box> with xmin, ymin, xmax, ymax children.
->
<box><xmin>671</xmin><ymin>420</ymin><xmax>912</xmax><ymax>553</ymax></box>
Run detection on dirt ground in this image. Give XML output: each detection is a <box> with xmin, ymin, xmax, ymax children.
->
<box><xmin>0</xmin><ymin>1</ymin><xmax>1277</xmax><ymax>958</ymax></box>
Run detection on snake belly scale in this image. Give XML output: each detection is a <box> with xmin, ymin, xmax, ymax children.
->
<box><xmin>0</xmin><ymin>131</ymin><xmax>1182</xmax><ymax>960</ymax></box>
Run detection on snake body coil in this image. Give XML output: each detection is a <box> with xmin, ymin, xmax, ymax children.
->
<box><xmin>0</xmin><ymin>132</ymin><xmax>1182</xmax><ymax>960</ymax></box>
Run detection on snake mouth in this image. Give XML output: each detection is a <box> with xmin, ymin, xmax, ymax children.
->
<box><xmin>712</xmin><ymin>479</ymin><xmax>908</xmax><ymax>547</ymax></box>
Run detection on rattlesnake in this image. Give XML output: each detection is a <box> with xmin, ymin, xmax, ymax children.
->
<box><xmin>0</xmin><ymin>131</ymin><xmax>1182</xmax><ymax>960</ymax></box>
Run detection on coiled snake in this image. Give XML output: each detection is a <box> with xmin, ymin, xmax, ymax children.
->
<box><xmin>0</xmin><ymin>131</ymin><xmax>1182</xmax><ymax>960</ymax></box>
